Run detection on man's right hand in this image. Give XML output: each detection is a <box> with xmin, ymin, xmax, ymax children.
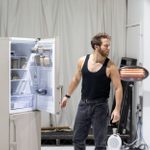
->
<box><xmin>60</xmin><ymin>96</ymin><xmax>68</xmax><ymax>108</ymax></box>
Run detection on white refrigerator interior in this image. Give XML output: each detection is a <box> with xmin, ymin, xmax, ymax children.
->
<box><xmin>0</xmin><ymin>37</ymin><xmax>60</xmax><ymax>150</ymax></box>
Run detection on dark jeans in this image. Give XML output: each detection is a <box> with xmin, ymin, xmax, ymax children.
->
<box><xmin>73</xmin><ymin>99</ymin><xmax>109</xmax><ymax>150</ymax></box>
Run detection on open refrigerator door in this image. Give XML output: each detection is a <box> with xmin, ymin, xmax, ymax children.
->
<box><xmin>30</xmin><ymin>38</ymin><xmax>61</xmax><ymax>114</ymax></box>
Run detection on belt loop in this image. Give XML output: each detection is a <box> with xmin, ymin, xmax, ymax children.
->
<box><xmin>82</xmin><ymin>98</ymin><xmax>88</xmax><ymax>103</ymax></box>
<box><xmin>85</xmin><ymin>99</ymin><xmax>87</xmax><ymax>103</ymax></box>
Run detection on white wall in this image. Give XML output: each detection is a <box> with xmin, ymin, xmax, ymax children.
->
<box><xmin>143</xmin><ymin>0</ymin><xmax>150</xmax><ymax>147</ymax></box>
<box><xmin>126</xmin><ymin>0</ymin><xmax>144</xmax><ymax>141</ymax></box>
<box><xmin>126</xmin><ymin>0</ymin><xmax>143</xmax><ymax>63</ymax></box>
<box><xmin>127</xmin><ymin>0</ymin><xmax>150</xmax><ymax>147</ymax></box>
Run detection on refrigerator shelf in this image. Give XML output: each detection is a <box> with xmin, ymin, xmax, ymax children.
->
<box><xmin>11</xmin><ymin>55</ymin><xmax>27</xmax><ymax>59</ymax></box>
<box><xmin>11</xmin><ymin>69</ymin><xmax>27</xmax><ymax>71</ymax></box>
<box><xmin>11</xmin><ymin>79</ymin><xmax>28</xmax><ymax>82</ymax></box>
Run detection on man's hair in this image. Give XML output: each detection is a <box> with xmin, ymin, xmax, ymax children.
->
<box><xmin>91</xmin><ymin>33</ymin><xmax>111</xmax><ymax>49</ymax></box>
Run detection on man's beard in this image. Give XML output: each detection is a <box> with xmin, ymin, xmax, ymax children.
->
<box><xmin>99</xmin><ymin>49</ymin><xmax>109</xmax><ymax>57</ymax></box>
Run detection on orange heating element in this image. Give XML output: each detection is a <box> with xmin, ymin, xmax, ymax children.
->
<box><xmin>120</xmin><ymin>68</ymin><xmax>145</xmax><ymax>79</ymax></box>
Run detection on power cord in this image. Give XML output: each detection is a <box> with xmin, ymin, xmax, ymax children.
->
<box><xmin>123</xmin><ymin>104</ymin><xmax>149</xmax><ymax>150</ymax></box>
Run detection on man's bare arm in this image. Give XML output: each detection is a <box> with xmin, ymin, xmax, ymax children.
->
<box><xmin>110</xmin><ymin>62</ymin><xmax>123</xmax><ymax>123</ymax></box>
<box><xmin>66</xmin><ymin>57</ymin><xmax>83</xmax><ymax>96</ymax></box>
<box><xmin>60</xmin><ymin>57</ymin><xmax>84</xmax><ymax>108</ymax></box>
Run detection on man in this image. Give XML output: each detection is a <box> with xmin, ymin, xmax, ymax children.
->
<box><xmin>60</xmin><ymin>33</ymin><xmax>123</xmax><ymax>150</ymax></box>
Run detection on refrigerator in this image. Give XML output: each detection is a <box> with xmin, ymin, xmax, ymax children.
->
<box><xmin>0</xmin><ymin>37</ymin><xmax>61</xmax><ymax>150</ymax></box>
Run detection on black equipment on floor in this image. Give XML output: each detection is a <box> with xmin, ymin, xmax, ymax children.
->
<box><xmin>110</xmin><ymin>57</ymin><xmax>137</xmax><ymax>141</ymax></box>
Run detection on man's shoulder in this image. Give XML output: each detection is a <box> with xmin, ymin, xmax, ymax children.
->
<box><xmin>107</xmin><ymin>59</ymin><xmax>117</xmax><ymax>69</ymax></box>
<box><xmin>77</xmin><ymin>55</ymin><xmax>88</xmax><ymax>69</ymax></box>
<box><xmin>107</xmin><ymin>58</ymin><xmax>114</xmax><ymax>66</ymax></box>
<box><xmin>78</xmin><ymin>55</ymin><xmax>87</xmax><ymax>62</ymax></box>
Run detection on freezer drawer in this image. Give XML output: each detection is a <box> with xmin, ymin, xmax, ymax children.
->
<box><xmin>10</xmin><ymin>111</ymin><xmax>41</xmax><ymax>150</ymax></box>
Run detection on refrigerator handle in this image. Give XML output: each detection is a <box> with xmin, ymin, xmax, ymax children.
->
<box><xmin>49</xmin><ymin>85</ymin><xmax>63</xmax><ymax>127</ymax></box>
<box><xmin>10</xmin><ymin>142</ymin><xmax>17</xmax><ymax>150</ymax></box>
<box><xmin>57</xmin><ymin>85</ymin><xmax>63</xmax><ymax>100</ymax></box>
<box><xmin>10</xmin><ymin>117</ymin><xmax>17</xmax><ymax>150</ymax></box>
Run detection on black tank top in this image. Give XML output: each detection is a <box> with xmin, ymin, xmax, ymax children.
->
<box><xmin>81</xmin><ymin>54</ymin><xmax>111</xmax><ymax>100</ymax></box>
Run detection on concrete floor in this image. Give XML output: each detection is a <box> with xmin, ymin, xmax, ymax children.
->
<box><xmin>41</xmin><ymin>146</ymin><xmax>94</xmax><ymax>150</ymax></box>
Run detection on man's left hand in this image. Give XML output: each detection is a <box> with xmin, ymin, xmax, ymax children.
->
<box><xmin>111</xmin><ymin>109</ymin><xmax>120</xmax><ymax>123</ymax></box>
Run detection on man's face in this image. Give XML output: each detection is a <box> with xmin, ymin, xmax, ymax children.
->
<box><xmin>99</xmin><ymin>38</ymin><xmax>110</xmax><ymax>57</ymax></box>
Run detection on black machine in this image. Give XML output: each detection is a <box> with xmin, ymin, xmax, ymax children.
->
<box><xmin>109</xmin><ymin>57</ymin><xmax>137</xmax><ymax>141</ymax></box>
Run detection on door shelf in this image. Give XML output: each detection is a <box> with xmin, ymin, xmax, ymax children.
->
<box><xmin>30</xmin><ymin>66</ymin><xmax>52</xmax><ymax>71</ymax></box>
<box><xmin>11</xmin><ymin>94</ymin><xmax>34</xmax><ymax>110</ymax></box>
